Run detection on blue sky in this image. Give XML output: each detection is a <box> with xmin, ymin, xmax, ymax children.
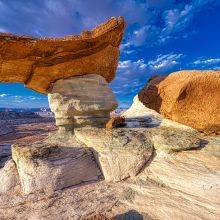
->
<box><xmin>0</xmin><ymin>0</ymin><xmax>220</xmax><ymax>108</ymax></box>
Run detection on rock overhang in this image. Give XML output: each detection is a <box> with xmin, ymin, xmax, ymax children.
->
<box><xmin>0</xmin><ymin>16</ymin><xmax>126</xmax><ymax>94</ymax></box>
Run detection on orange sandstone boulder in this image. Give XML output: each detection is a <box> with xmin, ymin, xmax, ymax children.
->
<box><xmin>0</xmin><ymin>17</ymin><xmax>125</xmax><ymax>94</ymax></box>
<box><xmin>138</xmin><ymin>70</ymin><xmax>220</xmax><ymax>133</ymax></box>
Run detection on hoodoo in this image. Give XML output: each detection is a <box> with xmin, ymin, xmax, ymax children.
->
<box><xmin>0</xmin><ymin>17</ymin><xmax>125</xmax><ymax>130</ymax></box>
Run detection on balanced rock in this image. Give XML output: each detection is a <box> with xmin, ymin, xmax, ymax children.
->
<box><xmin>138</xmin><ymin>70</ymin><xmax>220</xmax><ymax>133</ymax></box>
<box><xmin>12</xmin><ymin>142</ymin><xmax>102</xmax><ymax>194</ymax></box>
<box><xmin>48</xmin><ymin>74</ymin><xmax>118</xmax><ymax>130</ymax></box>
<box><xmin>0</xmin><ymin>17</ymin><xmax>125</xmax><ymax>94</ymax></box>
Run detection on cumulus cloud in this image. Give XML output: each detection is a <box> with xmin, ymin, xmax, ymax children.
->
<box><xmin>0</xmin><ymin>93</ymin><xmax>48</xmax><ymax>108</ymax></box>
<box><xmin>118</xmin><ymin>59</ymin><xmax>147</xmax><ymax>74</ymax></box>
<box><xmin>0</xmin><ymin>93</ymin><xmax>7</xmax><ymax>97</ymax></box>
<box><xmin>147</xmin><ymin>53</ymin><xmax>183</xmax><ymax>71</ymax></box>
<box><xmin>111</xmin><ymin>53</ymin><xmax>184</xmax><ymax>102</ymax></box>
<box><xmin>122</xmin><ymin>0</ymin><xmax>219</xmax><ymax>50</ymax></box>
<box><xmin>192</xmin><ymin>57</ymin><xmax>220</xmax><ymax>69</ymax></box>
<box><xmin>163</xmin><ymin>4</ymin><xmax>193</xmax><ymax>34</ymax></box>
<box><xmin>111</xmin><ymin>58</ymin><xmax>148</xmax><ymax>102</ymax></box>
<box><xmin>193</xmin><ymin>58</ymin><xmax>220</xmax><ymax>65</ymax></box>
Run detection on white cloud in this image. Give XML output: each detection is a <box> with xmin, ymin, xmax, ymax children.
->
<box><xmin>163</xmin><ymin>4</ymin><xmax>193</xmax><ymax>33</ymax></box>
<box><xmin>112</xmin><ymin>53</ymin><xmax>185</xmax><ymax>100</ymax></box>
<box><xmin>147</xmin><ymin>53</ymin><xmax>183</xmax><ymax>71</ymax></box>
<box><xmin>0</xmin><ymin>93</ymin><xmax>7</xmax><ymax>97</ymax></box>
<box><xmin>192</xmin><ymin>57</ymin><xmax>220</xmax><ymax>69</ymax></box>
<box><xmin>28</xmin><ymin>96</ymin><xmax>45</xmax><ymax>100</ymax></box>
<box><xmin>121</xmin><ymin>0</ymin><xmax>219</xmax><ymax>50</ymax></box>
<box><xmin>193</xmin><ymin>58</ymin><xmax>220</xmax><ymax>65</ymax></box>
<box><xmin>111</xmin><ymin>58</ymin><xmax>148</xmax><ymax>98</ymax></box>
<box><xmin>120</xmin><ymin>4</ymin><xmax>194</xmax><ymax>49</ymax></box>
<box><xmin>118</xmin><ymin>59</ymin><xmax>147</xmax><ymax>74</ymax></box>
<box><xmin>120</xmin><ymin>42</ymin><xmax>132</xmax><ymax>51</ymax></box>
<box><xmin>117</xmin><ymin>54</ymin><xmax>183</xmax><ymax>78</ymax></box>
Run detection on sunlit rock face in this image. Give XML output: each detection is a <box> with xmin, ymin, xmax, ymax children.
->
<box><xmin>75</xmin><ymin>127</ymin><xmax>154</xmax><ymax>182</ymax></box>
<box><xmin>0</xmin><ymin>17</ymin><xmax>125</xmax><ymax>94</ymax></box>
<box><xmin>48</xmin><ymin>74</ymin><xmax>118</xmax><ymax>131</ymax></box>
<box><xmin>138</xmin><ymin>70</ymin><xmax>220</xmax><ymax>134</ymax></box>
<box><xmin>12</xmin><ymin>142</ymin><xmax>102</xmax><ymax>195</ymax></box>
<box><xmin>0</xmin><ymin>159</ymin><xmax>19</xmax><ymax>194</ymax></box>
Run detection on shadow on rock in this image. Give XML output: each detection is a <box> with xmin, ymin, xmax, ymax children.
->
<box><xmin>125</xmin><ymin>116</ymin><xmax>162</xmax><ymax>128</ymax></box>
<box><xmin>114</xmin><ymin>210</ymin><xmax>151</xmax><ymax>220</ymax></box>
<box><xmin>138</xmin><ymin>75</ymin><xmax>166</xmax><ymax>113</ymax></box>
<box><xmin>0</xmin><ymin>144</ymin><xmax>12</xmax><ymax>168</ymax></box>
<box><xmin>184</xmin><ymin>139</ymin><xmax>209</xmax><ymax>152</ymax></box>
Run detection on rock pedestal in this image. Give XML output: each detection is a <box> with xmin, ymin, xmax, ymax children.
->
<box><xmin>48</xmin><ymin>74</ymin><xmax>118</xmax><ymax>131</ymax></box>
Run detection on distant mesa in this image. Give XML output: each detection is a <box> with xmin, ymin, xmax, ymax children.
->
<box><xmin>0</xmin><ymin>17</ymin><xmax>125</xmax><ymax>94</ymax></box>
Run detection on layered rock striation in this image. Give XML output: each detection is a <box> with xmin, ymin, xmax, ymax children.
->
<box><xmin>119</xmin><ymin>95</ymin><xmax>220</xmax><ymax>219</ymax></box>
<box><xmin>75</xmin><ymin>95</ymin><xmax>208</xmax><ymax>182</ymax></box>
<box><xmin>48</xmin><ymin>74</ymin><xmax>118</xmax><ymax>130</ymax></box>
<box><xmin>75</xmin><ymin>127</ymin><xmax>154</xmax><ymax>182</ymax></box>
<box><xmin>1</xmin><ymin>90</ymin><xmax>220</xmax><ymax>220</ymax></box>
<box><xmin>12</xmin><ymin>142</ymin><xmax>102</xmax><ymax>194</ymax></box>
<box><xmin>138</xmin><ymin>70</ymin><xmax>220</xmax><ymax>133</ymax></box>
<box><xmin>0</xmin><ymin>17</ymin><xmax>125</xmax><ymax>93</ymax></box>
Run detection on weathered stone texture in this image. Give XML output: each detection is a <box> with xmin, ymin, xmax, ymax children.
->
<box><xmin>118</xmin><ymin>95</ymin><xmax>220</xmax><ymax>219</ymax></box>
<box><xmin>0</xmin><ymin>159</ymin><xmax>19</xmax><ymax>194</ymax></box>
<box><xmin>0</xmin><ymin>17</ymin><xmax>125</xmax><ymax>93</ymax></box>
<box><xmin>12</xmin><ymin>143</ymin><xmax>102</xmax><ymax>194</ymax></box>
<box><xmin>138</xmin><ymin>70</ymin><xmax>220</xmax><ymax>133</ymax></box>
<box><xmin>0</xmin><ymin>93</ymin><xmax>219</xmax><ymax>219</ymax></box>
<box><xmin>75</xmin><ymin>127</ymin><xmax>154</xmax><ymax>182</ymax></box>
<box><xmin>48</xmin><ymin>74</ymin><xmax>118</xmax><ymax>130</ymax></box>
<box><xmin>121</xmin><ymin>147</ymin><xmax>220</xmax><ymax>220</ymax></box>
